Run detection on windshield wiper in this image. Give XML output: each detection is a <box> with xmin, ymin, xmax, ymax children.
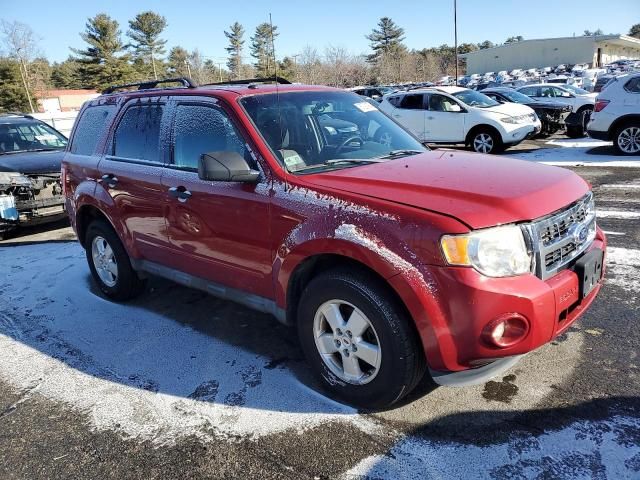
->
<box><xmin>324</xmin><ymin>158</ymin><xmax>387</xmax><ymax>165</ymax></box>
<box><xmin>376</xmin><ymin>149</ymin><xmax>423</xmax><ymax>159</ymax></box>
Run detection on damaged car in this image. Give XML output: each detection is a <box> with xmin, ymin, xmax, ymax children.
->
<box><xmin>0</xmin><ymin>114</ymin><xmax>67</xmax><ymax>238</ymax></box>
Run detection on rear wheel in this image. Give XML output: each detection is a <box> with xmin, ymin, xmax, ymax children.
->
<box><xmin>614</xmin><ymin>123</ymin><xmax>640</xmax><ymax>156</ymax></box>
<box><xmin>85</xmin><ymin>220</ymin><xmax>145</xmax><ymax>301</ymax></box>
<box><xmin>297</xmin><ymin>268</ymin><xmax>425</xmax><ymax>409</ymax></box>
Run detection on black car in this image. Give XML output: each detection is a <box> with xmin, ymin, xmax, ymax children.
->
<box><xmin>482</xmin><ymin>87</ymin><xmax>573</xmax><ymax>135</ymax></box>
<box><xmin>0</xmin><ymin>114</ymin><xmax>68</xmax><ymax>237</ymax></box>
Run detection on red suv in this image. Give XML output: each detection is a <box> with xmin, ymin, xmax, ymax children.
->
<box><xmin>62</xmin><ymin>77</ymin><xmax>606</xmax><ymax>409</ymax></box>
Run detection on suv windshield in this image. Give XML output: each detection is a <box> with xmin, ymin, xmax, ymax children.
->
<box><xmin>241</xmin><ymin>90</ymin><xmax>427</xmax><ymax>174</ymax></box>
<box><xmin>562</xmin><ymin>84</ymin><xmax>590</xmax><ymax>95</ymax></box>
<box><xmin>0</xmin><ymin>120</ymin><xmax>68</xmax><ymax>154</ymax></box>
<box><xmin>451</xmin><ymin>89</ymin><xmax>499</xmax><ymax>108</ymax></box>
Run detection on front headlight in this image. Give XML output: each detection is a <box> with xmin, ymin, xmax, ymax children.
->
<box><xmin>441</xmin><ymin>225</ymin><xmax>532</xmax><ymax>277</ymax></box>
<box><xmin>500</xmin><ymin>115</ymin><xmax>531</xmax><ymax>124</ymax></box>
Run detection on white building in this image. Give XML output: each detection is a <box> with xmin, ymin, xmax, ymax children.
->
<box><xmin>459</xmin><ymin>34</ymin><xmax>640</xmax><ymax>74</ymax></box>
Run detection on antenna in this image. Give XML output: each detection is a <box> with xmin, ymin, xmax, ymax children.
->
<box><xmin>269</xmin><ymin>13</ymin><xmax>287</xmax><ymax>190</ymax></box>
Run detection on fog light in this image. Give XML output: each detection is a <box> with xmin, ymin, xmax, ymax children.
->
<box><xmin>482</xmin><ymin>313</ymin><xmax>529</xmax><ymax>348</ymax></box>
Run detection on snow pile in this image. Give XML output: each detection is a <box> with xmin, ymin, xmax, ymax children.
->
<box><xmin>509</xmin><ymin>138</ymin><xmax>640</xmax><ymax>167</ymax></box>
<box><xmin>341</xmin><ymin>414</ymin><xmax>640</xmax><ymax>479</ymax></box>
<box><xmin>0</xmin><ymin>242</ymin><xmax>379</xmax><ymax>445</ymax></box>
<box><xmin>605</xmin><ymin>247</ymin><xmax>640</xmax><ymax>299</ymax></box>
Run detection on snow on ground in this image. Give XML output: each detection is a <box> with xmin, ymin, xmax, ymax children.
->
<box><xmin>342</xmin><ymin>414</ymin><xmax>640</xmax><ymax>480</ymax></box>
<box><xmin>0</xmin><ymin>242</ymin><xmax>379</xmax><ymax>445</ymax></box>
<box><xmin>509</xmin><ymin>138</ymin><xmax>640</xmax><ymax>167</ymax></box>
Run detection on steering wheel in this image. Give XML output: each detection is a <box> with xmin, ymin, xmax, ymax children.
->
<box><xmin>335</xmin><ymin>136</ymin><xmax>363</xmax><ymax>155</ymax></box>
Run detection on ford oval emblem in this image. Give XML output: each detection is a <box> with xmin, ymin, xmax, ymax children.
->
<box><xmin>575</xmin><ymin>225</ymin><xmax>589</xmax><ymax>245</ymax></box>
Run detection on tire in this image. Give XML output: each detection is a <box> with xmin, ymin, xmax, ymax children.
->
<box><xmin>297</xmin><ymin>268</ymin><xmax>426</xmax><ymax>409</ymax></box>
<box><xmin>85</xmin><ymin>219</ymin><xmax>145</xmax><ymax>301</ymax></box>
<box><xmin>613</xmin><ymin>122</ymin><xmax>640</xmax><ymax>156</ymax></box>
<box><xmin>566</xmin><ymin>125</ymin><xmax>584</xmax><ymax>138</ymax></box>
<box><xmin>469</xmin><ymin>128</ymin><xmax>503</xmax><ymax>154</ymax></box>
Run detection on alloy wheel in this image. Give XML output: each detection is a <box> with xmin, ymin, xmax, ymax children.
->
<box><xmin>91</xmin><ymin>235</ymin><xmax>118</xmax><ymax>287</ymax></box>
<box><xmin>473</xmin><ymin>133</ymin><xmax>494</xmax><ymax>153</ymax></box>
<box><xmin>313</xmin><ymin>300</ymin><xmax>382</xmax><ymax>385</ymax></box>
<box><xmin>618</xmin><ymin>127</ymin><xmax>640</xmax><ymax>154</ymax></box>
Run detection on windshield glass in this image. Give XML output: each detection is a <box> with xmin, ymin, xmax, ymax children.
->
<box><xmin>562</xmin><ymin>84</ymin><xmax>590</xmax><ymax>95</ymax></box>
<box><xmin>0</xmin><ymin>120</ymin><xmax>67</xmax><ymax>154</ymax></box>
<box><xmin>241</xmin><ymin>91</ymin><xmax>427</xmax><ymax>174</ymax></box>
<box><xmin>500</xmin><ymin>90</ymin><xmax>535</xmax><ymax>104</ymax></box>
<box><xmin>451</xmin><ymin>89</ymin><xmax>499</xmax><ymax>108</ymax></box>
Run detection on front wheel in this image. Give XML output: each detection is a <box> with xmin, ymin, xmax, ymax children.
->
<box><xmin>297</xmin><ymin>268</ymin><xmax>425</xmax><ymax>409</ymax></box>
<box><xmin>470</xmin><ymin>129</ymin><xmax>502</xmax><ymax>154</ymax></box>
<box><xmin>614</xmin><ymin>123</ymin><xmax>640</xmax><ymax>156</ymax></box>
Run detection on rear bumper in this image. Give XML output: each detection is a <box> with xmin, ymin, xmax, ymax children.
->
<box><xmin>396</xmin><ymin>228</ymin><xmax>607</xmax><ymax>375</ymax></box>
<box><xmin>587</xmin><ymin>129</ymin><xmax>610</xmax><ymax>141</ymax></box>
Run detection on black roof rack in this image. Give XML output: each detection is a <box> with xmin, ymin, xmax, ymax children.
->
<box><xmin>102</xmin><ymin>77</ymin><xmax>197</xmax><ymax>95</ymax></box>
<box><xmin>202</xmin><ymin>76</ymin><xmax>291</xmax><ymax>87</ymax></box>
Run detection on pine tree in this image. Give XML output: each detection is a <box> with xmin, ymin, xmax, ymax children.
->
<box><xmin>72</xmin><ymin>13</ymin><xmax>135</xmax><ymax>90</ymax></box>
<box><xmin>127</xmin><ymin>11</ymin><xmax>167</xmax><ymax>80</ymax></box>
<box><xmin>0</xmin><ymin>58</ymin><xmax>32</xmax><ymax>112</ymax></box>
<box><xmin>630</xmin><ymin>23</ymin><xmax>640</xmax><ymax>38</ymax></box>
<box><xmin>224</xmin><ymin>22</ymin><xmax>244</xmax><ymax>80</ymax></box>
<box><xmin>366</xmin><ymin>17</ymin><xmax>406</xmax><ymax>63</ymax></box>
<box><xmin>51</xmin><ymin>58</ymin><xmax>83</xmax><ymax>89</ymax></box>
<box><xmin>251</xmin><ymin>23</ymin><xmax>277</xmax><ymax>78</ymax></box>
<box><xmin>167</xmin><ymin>47</ymin><xmax>190</xmax><ymax>77</ymax></box>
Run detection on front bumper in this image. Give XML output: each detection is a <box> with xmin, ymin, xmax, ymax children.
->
<box><xmin>501</xmin><ymin>121</ymin><xmax>541</xmax><ymax>146</ymax></box>
<box><xmin>413</xmin><ymin>228</ymin><xmax>606</xmax><ymax>377</ymax></box>
<box><xmin>0</xmin><ymin>194</ymin><xmax>65</xmax><ymax>232</ymax></box>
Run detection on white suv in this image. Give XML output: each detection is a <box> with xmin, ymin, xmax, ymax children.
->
<box><xmin>378</xmin><ymin>86</ymin><xmax>540</xmax><ymax>154</ymax></box>
<box><xmin>517</xmin><ymin>83</ymin><xmax>596</xmax><ymax>137</ymax></box>
<box><xmin>587</xmin><ymin>73</ymin><xmax>640</xmax><ymax>155</ymax></box>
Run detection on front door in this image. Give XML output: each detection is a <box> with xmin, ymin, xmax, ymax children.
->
<box><xmin>98</xmin><ymin>97</ymin><xmax>171</xmax><ymax>263</ymax></box>
<box><xmin>161</xmin><ymin>98</ymin><xmax>273</xmax><ymax>298</ymax></box>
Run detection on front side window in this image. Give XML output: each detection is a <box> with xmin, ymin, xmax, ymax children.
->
<box><xmin>70</xmin><ymin>105</ymin><xmax>115</xmax><ymax>155</ymax></box>
<box><xmin>518</xmin><ymin>86</ymin><xmax>538</xmax><ymax>97</ymax></box>
<box><xmin>241</xmin><ymin>90</ymin><xmax>427</xmax><ymax>174</ymax></box>
<box><xmin>172</xmin><ymin>104</ymin><xmax>247</xmax><ymax>170</ymax></box>
<box><xmin>429</xmin><ymin>94</ymin><xmax>462</xmax><ymax>112</ymax></box>
<box><xmin>0</xmin><ymin>119</ymin><xmax>67</xmax><ymax>154</ymax></box>
<box><xmin>113</xmin><ymin>103</ymin><xmax>163</xmax><ymax>161</ymax></box>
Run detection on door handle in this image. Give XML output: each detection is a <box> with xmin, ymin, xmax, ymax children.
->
<box><xmin>168</xmin><ymin>186</ymin><xmax>192</xmax><ymax>203</ymax></box>
<box><xmin>100</xmin><ymin>174</ymin><xmax>118</xmax><ymax>188</ymax></box>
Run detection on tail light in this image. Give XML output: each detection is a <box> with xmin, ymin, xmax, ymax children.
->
<box><xmin>482</xmin><ymin>313</ymin><xmax>530</xmax><ymax>348</ymax></box>
<box><xmin>594</xmin><ymin>100</ymin><xmax>610</xmax><ymax>112</ymax></box>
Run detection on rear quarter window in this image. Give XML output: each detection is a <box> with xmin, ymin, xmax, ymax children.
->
<box><xmin>70</xmin><ymin>105</ymin><xmax>116</xmax><ymax>155</ymax></box>
<box><xmin>624</xmin><ymin>77</ymin><xmax>640</xmax><ymax>93</ymax></box>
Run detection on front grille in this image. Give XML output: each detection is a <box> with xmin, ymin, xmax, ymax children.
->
<box><xmin>524</xmin><ymin>192</ymin><xmax>596</xmax><ymax>279</ymax></box>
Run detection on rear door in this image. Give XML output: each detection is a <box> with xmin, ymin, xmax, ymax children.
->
<box><xmin>98</xmin><ymin>96</ymin><xmax>171</xmax><ymax>262</ymax></box>
<box><xmin>160</xmin><ymin>96</ymin><xmax>273</xmax><ymax>298</ymax></box>
<box><xmin>424</xmin><ymin>93</ymin><xmax>466</xmax><ymax>142</ymax></box>
<box><xmin>391</xmin><ymin>93</ymin><xmax>427</xmax><ymax>140</ymax></box>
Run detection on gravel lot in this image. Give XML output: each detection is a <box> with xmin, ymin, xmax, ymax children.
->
<box><xmin>1</xmin><ymin>138</ymin><xmax>639</xmax><ymax>479</ymax></box>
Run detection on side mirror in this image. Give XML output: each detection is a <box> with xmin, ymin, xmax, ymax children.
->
<box><xmin>198</xmin><ymin>151</ymin><xmax>260</xmax><ymax>182</ymax></box>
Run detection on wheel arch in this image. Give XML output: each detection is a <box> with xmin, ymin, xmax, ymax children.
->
<box><xmin>465</xmin><ymin>123</ymin><xmax>503</xmax><ymax>147</ymax></box>
<box><xmin>609</xmin><ymin>114</ymin><xmax>640</xmax><ymax>136</ymax></box>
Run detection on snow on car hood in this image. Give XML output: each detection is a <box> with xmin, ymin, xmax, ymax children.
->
<box><xmin>482</xmin><ymin>102</ymin><xmax>534</xmax><ymax>117</ymax></box>
<box><xmin>302</xmin><ymin>151</ymin><xmax>589</xmax><ymax>229</ymax></box>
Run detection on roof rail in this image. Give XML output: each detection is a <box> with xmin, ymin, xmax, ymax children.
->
<box><xmin>102</xmin><ymin>77</ymin><xmax>197</xmax><ymax>95</ymax></box>
<box><xmin>202</xmin><ymin>76</ymin><xmax>292</xmax><ymax>87</ymax></box>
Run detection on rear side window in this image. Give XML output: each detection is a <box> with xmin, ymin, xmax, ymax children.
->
<box><xmin>70</xmin><ymin>105</ymin><xmax>115</xmax><ymax>155</ymax></box>
<box><xmin>172</xmin><ymin>104</ymin><xmax>247</xmax><ymax>170</ymax></box>
<box><xmin>624</xmin><ymin>77</ymin><xmax>640</xmax><ymax>93</ymax></box>
<box><xmin>519</xmin><ymin>86</ymin><xmax>538</xmax><ymax>97</ymax></box>
<box><xmin>113</xmin><ymin>104</ymin><xmax>164</xmax><ymax>161</ymax></box>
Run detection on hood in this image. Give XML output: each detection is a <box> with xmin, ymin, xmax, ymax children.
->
<box><xmin>0</xmin><ymin>150</ymin><xmax>64</xmax><ymax>174</ymax></box>
<box><xmin>302</xmin><ymin>151</ymin><xmax>589</xmax><ymax>229</ymax></box>
<box><xmin>482</xmin><ymin>102</ymin><xmax>534</xmax><ymax>117</ymax></box>
<box><xmin>528</xmin><ymin>100</ymin><xmax>570</xmax><ymax>110</ymax></box>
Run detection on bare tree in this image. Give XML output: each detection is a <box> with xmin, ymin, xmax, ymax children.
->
<box><xmin>1</xmin><ymin>20</ymin><xmax>40</xmax><ymax>112</ymax></box>
<box><xmin>297</xmin><ymin>45</ymin><xmax>323</xmax><ymax>85</ymax></box>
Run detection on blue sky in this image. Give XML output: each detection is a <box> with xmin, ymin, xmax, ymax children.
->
<box><xmin>3</xmin><ymin>0</ymin><xmax>639</xmax><ymax>63</ymax></box>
